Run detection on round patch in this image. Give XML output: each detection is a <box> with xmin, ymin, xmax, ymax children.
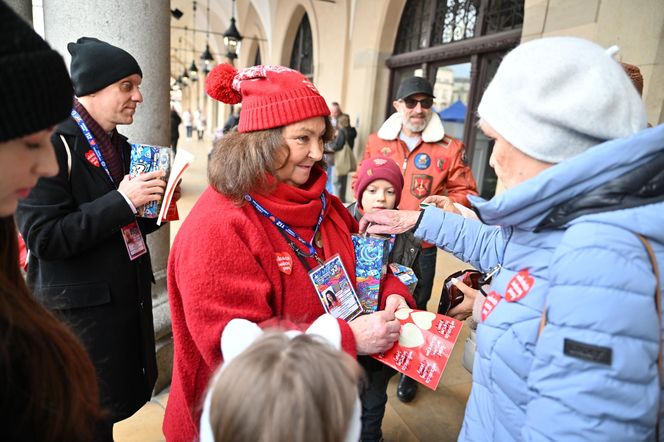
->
<box><xmin>414</xmin><ymin>153</ymin><xmax>431</xmax><ymax>170</ymax></box>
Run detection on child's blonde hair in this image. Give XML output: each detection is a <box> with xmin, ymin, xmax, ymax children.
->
<box><xmin>206</xmin><ymin>331</ymin><xmax>361</xmax><ymax>442</ymax></box>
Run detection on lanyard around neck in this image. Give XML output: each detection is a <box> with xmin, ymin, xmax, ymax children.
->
<box><xmin>70</xmin><ymin>109</ymin><xmax>115</xmax><ymax>185</ymax></box>
<box><xmin>245</xmin><ymin>193</ymin><xmax>327</xmax><ymax>265</ymax></box>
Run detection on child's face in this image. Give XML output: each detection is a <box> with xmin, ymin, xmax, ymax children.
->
<box><xmin>361</xmin><ymin>179</ymin><xmax>397</xmax><ymax>213</ymax></box>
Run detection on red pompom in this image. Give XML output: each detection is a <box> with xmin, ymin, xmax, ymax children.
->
<box><xmin>206</xmin><ymin>64</ymin><xmax>242</xmax><ymax>104</ymax></box>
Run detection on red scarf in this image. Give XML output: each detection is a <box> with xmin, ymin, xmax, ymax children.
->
<box><xmin>251</xmin><ymin>165</ymin><xmax>357</xmax><ymax>281</ymax></box>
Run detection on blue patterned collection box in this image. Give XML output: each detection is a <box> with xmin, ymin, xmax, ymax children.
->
<box><xmin>129</xmin><ymin>144</ymin><xmax>172</xmax><ymax>218</ymax></box>
<box><xmin>352</xmin><ymin>234</ymin><xmax>391</xmax><ymax>312</ymax></box>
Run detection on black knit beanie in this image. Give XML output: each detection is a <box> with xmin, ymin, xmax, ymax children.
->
<box><xmin>68</xmin><ymin>37</ymin><xmax>142</xmax><ymax>96</ymax></box>
<box><xmin>0</xmin><ymin>1</ymin><xmax>73</xmax><ymax>142</ymax></box>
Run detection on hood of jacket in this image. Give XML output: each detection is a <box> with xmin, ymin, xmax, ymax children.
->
<box><xmin>470</xmin><ymin>124</ymin><xmax>664</xmax><ymax>242</ymax></box>
<box><xmin>376</xmin><ymin>112</ymin><xmax>445</xmax><ymax>143</ymax></box>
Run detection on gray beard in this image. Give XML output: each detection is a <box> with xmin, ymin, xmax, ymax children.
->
<box><xmin>400</xmin><ymin>112</ymin><xmax>430</xmax><ymax>133</ymax></box>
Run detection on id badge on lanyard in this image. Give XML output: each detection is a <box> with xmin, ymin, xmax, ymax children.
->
<box><xmin>308</xmin><ymin>254</ymin><xmax>363</xmax><ymax>321</ymax></box>
<box><xmin>245</xmin><ymin>193</ymin><xmax>362</xmax><ymax>321</ymax></box>
<box><xmin>121</xmin><ymin>220</ymin><xmax>147</xmax><ymax>260</ymax></box>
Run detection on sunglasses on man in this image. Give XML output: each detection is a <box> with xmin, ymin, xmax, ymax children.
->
<box><xmin>401</xmin><ymin>97</ymin><xmax>434</xmax><ymax>110</ymax></box>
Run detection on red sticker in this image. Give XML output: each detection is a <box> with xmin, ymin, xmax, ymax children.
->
<box><xmin>85</xmin><ymin>150</ymin><xmax>100</xmax><ymax>167</ymax></box>
<box><xmin>275</xmin><ymin>252</ymin><xmax>292</xmax><ymax>275</ymax></box>
<box><xmin>504</xmin><ymin>269</ymin><xmax>534</xmax><ymax>302</ymax></box>
<box><xmin>481</xmin><ymin>291</ymin><xmax>502</xmax><ymax>322</ymax></box>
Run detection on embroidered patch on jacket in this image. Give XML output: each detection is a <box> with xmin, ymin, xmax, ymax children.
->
<box><xmin>436</xmin><ymin>158</ymin><xmax>446</xmax><ymax>172</ymax></box>
<box><xmin>563</xmin><ymin>338</ymin><xmax>612</xmax><ymax>365</ymax></box>
<box><xmin>275</xmin><ymin>252</ymin><xmax>293</xmax><ymax>275</ymax></box>
<box><xmin>380</xmin><ymin>146</ymin><xmax>392</xmax><ymax>156</ymax></box>
<box><xmin>85</xmin><ymin>150</ymin><xmax>100</xmax><ymax>167</ymax></box>
<box><xmin>413</xmin><ymin>153</ymin><xmax>431</xmax><ymax>170</ymax></box>
<box><xmin>481</xmin><ymin>291</ymin><xmax>502</xmax><ymax>321</ymax></box>
<box><xmin>504</xmin><ymin>269</ymin><xmax>535</xmax><ymax>302</ymax></box>
<box><xmin>410</xmin><ymin>174</ymin><xmax>432</xmax><ymax>198</ymax></box>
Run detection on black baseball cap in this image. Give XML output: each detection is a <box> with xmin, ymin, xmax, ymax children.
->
<box><xmin>396</xmin><ymin>76</ymin><xmax>435</xmax><ymax>100</ymax></box>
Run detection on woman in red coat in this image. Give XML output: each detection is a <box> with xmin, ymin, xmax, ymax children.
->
<box><xmin>164</xmin><ymin>64</ymin><xmax>414</xmax><ymax>441</ymax></box>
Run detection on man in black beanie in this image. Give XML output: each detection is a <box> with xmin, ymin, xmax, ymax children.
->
<box><xmin>17</xmin><ymin>36</ymin><xmax>166</xmax><ymax>440</ymax></box>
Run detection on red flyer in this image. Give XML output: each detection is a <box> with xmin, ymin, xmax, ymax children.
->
<box><xmin>372</xmin><ymin>309</ymin><xmax>463</xmax><ymax>390</ymax></box>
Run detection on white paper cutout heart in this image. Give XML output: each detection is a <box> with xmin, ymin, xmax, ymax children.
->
<box><xmin>399</xmin><ymin>323</ymin><xmax>425</xmax><ymax>348</ymax></box>
<box><xmin>411</xmin><ymin>311</ymin><xmax>436</xmax><ymax>330</ymax></box>
<box><xmin>395</xmin><ymin>308</ymin><xmax>413</xmax><ymax>320</ymax></box>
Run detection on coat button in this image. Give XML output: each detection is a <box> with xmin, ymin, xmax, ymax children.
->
<box><xmin>410</xmin><ymin>248</ymin><xmax>415</xmax><ymax>253</ymax></box>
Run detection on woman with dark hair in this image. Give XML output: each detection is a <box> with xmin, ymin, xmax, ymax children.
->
<box><xmin>325</xmin><ymin>289</ymin><xmax>341</xmax><ymax>309</ymax></box>
<box><xmin>0</xmin><ymin>3</ymin><xmax>100</xmax><ymax>440</ymax></box>
<box><xmin>165</xmin><ymin>64</ymin><xmax>414</xmax><ymax>441</ymax></box>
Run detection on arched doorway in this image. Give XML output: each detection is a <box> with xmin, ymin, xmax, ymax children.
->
<box><xmin>388</xmin><ymin>0</ymin><xmax>524</xmax><ymax>198</ymax></box>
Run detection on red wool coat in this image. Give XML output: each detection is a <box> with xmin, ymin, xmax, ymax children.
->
<box><xmin>163</xmin><ymin>167</ymin><xmax>412</xmax><ymax>441</ymax></box>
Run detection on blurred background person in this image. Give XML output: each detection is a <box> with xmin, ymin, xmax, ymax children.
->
<box><xmin>0</xmin><ymin>2</ymin><xmax>100</xmax><ymax>440</ymax></box>
<box><xmin>200</xmin><ymin>315</ymin><xmax>362</xmax><ymax>442</ymax></box>
<box><xmin>170</xmin><ymin>105</ymin><xmax>181</xmax><ymax>154</ymax></box>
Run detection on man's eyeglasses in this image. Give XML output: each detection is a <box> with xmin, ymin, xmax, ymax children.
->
<box><xmin>402</xmin><ymin>97</ymin><xmax>434</xmax><ymax>110</ymax></box>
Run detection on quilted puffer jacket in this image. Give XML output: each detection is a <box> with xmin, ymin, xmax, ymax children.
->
<box><xmin>416</xmin><ymin>124</ymin><xmax>664</xmax><ymax>441</ymax></box>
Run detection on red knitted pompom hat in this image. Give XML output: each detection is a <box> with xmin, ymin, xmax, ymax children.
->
<box><xmin>206</xmin><ymin>64</ymin><xmax>330</xmax><ymax>132</ymax></box>
<box><xmin>354</xmin><ymin>157</ymin><xmax>404</xmax><ymax>210</ymax></box>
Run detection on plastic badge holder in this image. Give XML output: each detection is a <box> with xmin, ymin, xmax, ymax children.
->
<box><xmin>352</xmin><ymin>234</ymin><xmax>390</xmax><ymax>313</ymax></box>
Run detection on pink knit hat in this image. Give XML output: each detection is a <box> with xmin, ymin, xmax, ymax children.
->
<box><xmin>354</xmin><ymin>158</ymin><xmax>404</xmax><ymax>210</ymax></box>
<box><xmin>205</xmin><ymin>64</ymin><xmax>330</xmax><ymax>132</ymax></box>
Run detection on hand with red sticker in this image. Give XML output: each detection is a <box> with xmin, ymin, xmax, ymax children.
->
<box><xmin>447</xmin><ymin>277</ymin><xmax>481</xmax><ymax>321</ymax></box>
<box><xmin>118</xmin><ymin>170</ymin><xmax>166</xmax><ymax>208</ymax></box>
<box><xmin>349</xmin><ymin>309</ymin><xmax>402</xmax><ymax>355</ymax></box>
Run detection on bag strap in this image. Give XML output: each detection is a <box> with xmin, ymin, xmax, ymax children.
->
<box><xmin>637</xmin><ymin>234</ymin><xmax>662</xmax><ymax>439</ymax></box>
<box><xmin>639</xmin><ymin>235</ymin><xmax>662</xmax><ymax>381</ymax></box>
<box><xmin>59</xmin><ymin>134</ymin><xmax>72</xmax><ymax>180</ymax></box>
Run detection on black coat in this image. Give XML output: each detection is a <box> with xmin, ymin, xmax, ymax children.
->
<box><xmin>16</xmin><ymin>118</ymin><xmax>160</xmax><ymax>422</ymax></box>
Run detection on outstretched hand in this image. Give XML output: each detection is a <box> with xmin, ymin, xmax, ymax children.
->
<box><xmin>358</xmin><ymin>209</ymin><xmax>421</xmax><ymax>235</ymax></box>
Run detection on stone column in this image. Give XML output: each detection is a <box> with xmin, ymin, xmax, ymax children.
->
<box><xmin>42</xmin><ymin>0</ymin><xmax>173</xmax><ymax>394</ymax></box>
<box><xmin>6</xmin><ymin>0</ymin><xmax>32</xmax><ymax>23</ymax></box>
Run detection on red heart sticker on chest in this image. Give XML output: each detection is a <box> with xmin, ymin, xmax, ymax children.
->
<box><xmin>504</xmin><ymin>269</ymin><xmax>535</xmax><ymax>302</ymax></box>
<box><xmin>85</xmin><ymin>150</ymin><xmax>100</xmax><ymax>167</ymax></box>
<box><xmin>481</xmin><ymin>291</ymin><xmax>502</xmax><ymax>322</ymax></box>
<box><xmin>275</xmin><ymin>252</ymin><xmax>292</xmax><ymax>275</ymax></box>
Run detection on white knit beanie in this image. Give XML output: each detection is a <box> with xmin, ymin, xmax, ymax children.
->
<box><xmin>478</xmin><ymin>37</ymin><xmax>647</xmax><ymax>164</ymax></box>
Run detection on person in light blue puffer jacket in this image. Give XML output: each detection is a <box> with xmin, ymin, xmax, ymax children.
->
<box><xmin>360</xmin><ymin>37</ymin><xmax>664</xmax><ymax>441</ymax></box>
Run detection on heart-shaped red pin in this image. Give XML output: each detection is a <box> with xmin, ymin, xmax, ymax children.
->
<box><xmin>85</xmin><ymin>150</ymin><xmax>100</xmax><ymax>167</ymax></box>
<box><xmin>275</xmin><ymin>252</ymin><xmax>292</xmax><ymax>275</ymax></box>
